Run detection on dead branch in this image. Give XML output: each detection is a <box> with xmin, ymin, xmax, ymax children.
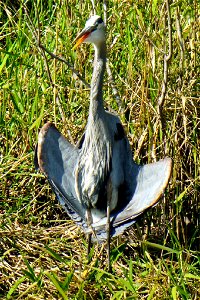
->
<box><xmin>23</xmin><ymin>4</ymin><xmax>76</xmax><ymax>144</ymax></box>
<box><xmin>106</xmin><ymin>62</ymin><xmax>122</xmax><ymax>107</ymax></box>
<box><xmin>157</xmin><ymin>0</ymin><xmax>172</xmax><ymax>116</ymax></box>
<box><xmin>103</xmin><ymin>0</ymin><xmax>107</xmax><ymax>26</ymax></box>
<box><xmin>25</xmin><ymin>1</ymin><xmax>121</xmax><ymax>121</ymax></box>
<box><xmin>24</xmin><ymin>4</ymin><xmax>90</xmax><ymax>89</ymax></box>
<box><xmin>38</xmin><ymin>44</ymin><xmax>90</xmax><ymax>88</ymax></box>
<box><xmin>91</xmin><ymin>0</ymin><xmax>96</xmax><ymax>15</ymax></box>
<box><xmin>175</xmin><ymin>6</ymin><xmax>185</xmax><ymax>94</ymax></box>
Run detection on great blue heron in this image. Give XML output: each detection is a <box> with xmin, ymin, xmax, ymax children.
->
<box><xmin>34</xmin><ymin>15</ymin><xmax>172</xmax><ymax>271</ymax></box>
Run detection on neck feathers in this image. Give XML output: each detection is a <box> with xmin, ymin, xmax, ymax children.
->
<box><xmin>89</xmin><ymin>42</ymin><xmax>106</xmax><ymax>116</ymax></box>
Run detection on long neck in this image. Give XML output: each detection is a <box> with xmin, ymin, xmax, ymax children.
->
<box><xmin>89</xmin><ymin>41</ymin><xmax>106</xmax><ymax>117</ymax></box>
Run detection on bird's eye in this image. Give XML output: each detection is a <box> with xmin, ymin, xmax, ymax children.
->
<box><xmin>95</xmin><ymin>17</ymin><xmax>103</xmax><ymax>27</ymax></box>
<box><xmin>97</xmin><ymin>17</ymin><xmax>103</xmax><ymax>24</ymax></box>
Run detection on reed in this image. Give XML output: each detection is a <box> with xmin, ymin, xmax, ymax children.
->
<box><xmin>0</xmin><ymin>0</ymin><xmax>199</xmax><ymax>298</ymax></box>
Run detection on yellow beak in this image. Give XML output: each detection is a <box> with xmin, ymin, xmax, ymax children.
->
<box><xmin>72</xmin><ymin>31</ymin><xmax>90</xmax><ymax>50</ymax></box>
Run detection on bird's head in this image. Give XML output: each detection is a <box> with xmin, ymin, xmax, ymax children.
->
<box><xmin>73</xmin><ymin>15</ymin><xmax>105</xmax><ymax>49</ymax></box>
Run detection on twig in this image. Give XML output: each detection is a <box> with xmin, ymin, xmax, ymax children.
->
<box><xmin>157</xmin><ymin>0</ymin><xmax>172</xmax><ymax>115</ymax></box>
<box><xmin>103</xmin><ymin>0</ymin><xmax>107</xmax><ymax>26</ymax></box>
<box><xmin>38</xmin><ymin>44</ymin><xmax>90</xmax><ymax>88</ymax></box>
<box><xmin>152</xmin><ymin>0</ymin><xmax>172</xmax><ymax>157</ymax></box>
<box><xmin>106</xmin><ymin>61</ymin><xmax>122</xmax><ymax>108</ymax></box>
<box><xmin>25</xmin><ymin>2</ymin><xmax>121</xmax><ymax>121</ymax></box>
<box><xmin>24</xmin><ymin>4</ymin><xmax>90</xmax><ymax>89</ymax></box>
<box><xmin>24</xmin><ymin>4</ymin><xmax>77</xmax><ymax>144</ymax></box>
<box><xmin>175</xmin><ymin>6</ymin><xmax>185</xmax><ymax>94</ymax></box>
<box><xmin>134</xmin><ymin>127</ymin><xmax>148</xmax><ymax>160</ymax></box>
<box><xmin>91</xmin><ymin>0</ymin><xmax>96</xmax><ymax>15</ymax></box>
<box><xmin>35</xmin><ymin>4</ymin><xmax>65</xmax><ymax>128</ymax></box>
<box><xmin>176</xmin><ymin>7</ymin><xmax>187</xmax><ymax>143</ymax></box>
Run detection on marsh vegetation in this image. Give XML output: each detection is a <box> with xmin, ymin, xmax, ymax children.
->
<box><xmin>0</xmin><ymin>0</ymin><xmax>199</xmax><ymax>298</ymax></box>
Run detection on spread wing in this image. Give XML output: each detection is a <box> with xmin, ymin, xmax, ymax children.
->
<box><xmin>88</xmin><ymin>157</ymin><xmax>172</xmax><ymax>241</ymax></box>
<box><xmin>34</xmin><ymin>122</ymin><xmax>86</xmax><ymax>220</ymax></box>
<box><xmin>35</xmin><ymin>122</ymin><xmax>172</xmax><ymax>242</ymax></box>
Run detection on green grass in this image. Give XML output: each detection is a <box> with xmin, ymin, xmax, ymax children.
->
<box><xmin>0</xmin><ymin>0</ymin><xmax>199</xmax><ymax>299</ymax></box>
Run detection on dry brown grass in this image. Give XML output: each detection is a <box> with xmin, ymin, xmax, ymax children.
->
<box><xmin>0</xmin><ymin>0</ymin><xmax>199</xmax><ymax>299</ymax></box>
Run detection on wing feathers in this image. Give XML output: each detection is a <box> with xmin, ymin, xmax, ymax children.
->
<box><xmin>35</xmin><ymin>122</ymin><xmax>172</xmax><ymax>242</ymax></box>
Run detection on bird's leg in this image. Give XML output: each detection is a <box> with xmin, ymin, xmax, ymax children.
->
<box><xmin>87</xmin><ymin>233</ymin><xmax>92</xmax><ymax>259</ymax></box>
<box><xmin>106</xmin><ymin>195</ymin><xmax>111</xmax><ymax>272</ymax></box>
<box><xmin>75</xmin><ymin>168</ymin><xmax>93</xmax><ymax>260</ymax></box>
<box><xmin>106</xmin><ymin>178</ymin><xmax>119</xmax><ymax>272</ymax></box>
<box><xmin>86</xmin><ymin>208</ymin><xmax>93</xmax><ymax>261</ymax></box>
<box><xmin>106</xmin><ymin>179</ymin><xmax>112</xmax><ymax>272</ymax></box>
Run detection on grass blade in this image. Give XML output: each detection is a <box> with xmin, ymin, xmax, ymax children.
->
<box><xmin>6</xmin><ymin>276</ymin><xmax>26</xmax><ymax>299</ymax></box>
<box><xmin>46</xmin><ymin>272</ymin><xmax>68</xmax><ymax>300</ymax></box>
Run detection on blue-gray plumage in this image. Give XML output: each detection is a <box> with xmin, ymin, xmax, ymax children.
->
<box><xmin>34</xmin><ymin>15</ymin><xmax>172</xmax><ymax>270</ymax></box>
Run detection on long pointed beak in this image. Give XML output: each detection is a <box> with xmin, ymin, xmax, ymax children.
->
<box><xmin>72</xmin><ymin>32</ymin><xmax>90</xmax><ymax>50</ymax></box>
<box><xmin>72</xmin><ymin>26</ymin><xmax>94</xmax><ymax>50</ymax></box>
